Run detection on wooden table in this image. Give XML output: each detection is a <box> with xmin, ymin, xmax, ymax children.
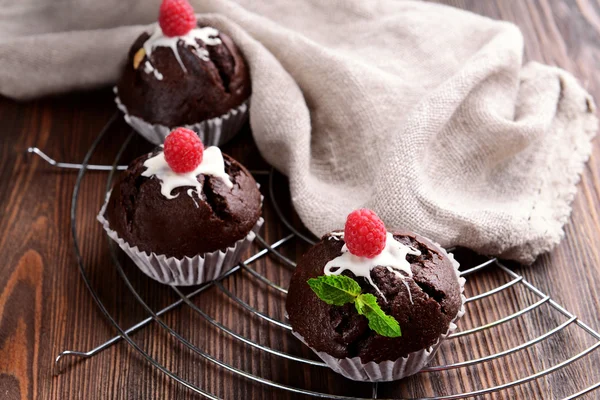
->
<box><xmin>1</xmin><ymin>1</ymin><xmax>599</xmax><ymax>399</ymax></box>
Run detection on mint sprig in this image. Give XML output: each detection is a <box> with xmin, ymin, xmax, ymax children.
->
<box><xmin>307</xmin><ymin>275</ymin><xmax>402</xmax><ymax>338</ymax></box>
<box><xmin>307</xmin><ymin>275</ymin><xmax>361</xmax><ymax>305</ymax></box>
<box><xmin>355</xmin><ymin>293</ymin><xmax>401</xmax><ymax>338</ymax></box>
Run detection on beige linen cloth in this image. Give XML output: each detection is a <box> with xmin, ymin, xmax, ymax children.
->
<box><xmin>1</xmin><ymin>0</ymin><xmax>597</xmax><ymax>263</ymax></box>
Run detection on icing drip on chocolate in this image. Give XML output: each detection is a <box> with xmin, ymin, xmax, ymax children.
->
<box><xmin>143</xmin><ymin>24</ymin><xmax>221</xmax><ymax>74</ymax></box>
<box><xmin>324</xmin><ymin>232</ymin><xmax>420</xmax><ymax>301</ymax></box>
<box><xmin>144</xmin><ymin>61</ymin><xmax>163</xmax><ymax>80</ymax></box>
<box><xmin>401</xmin><ymin>280</ymin><xmax>413</xmax><ymax>304</ymax></box>
<box><xmin>142</xmin><ymin>146</ymin><xmax>233</xmax><ymax>202</ymax></box>
<box><xmin>187</xmin><ymin>188</ymin><xmax>200</xmax><ymax>208</ymax></box>
<box><xmin>328</xmin><ymin>231</ymin><xmax>344</xmax><ymax>241</ymax></box>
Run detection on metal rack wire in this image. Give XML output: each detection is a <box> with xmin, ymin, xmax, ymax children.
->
<box><xmin>30</xmin><ymin>112</ymin><xmax>600</xmax><ymax>399</ymax></box>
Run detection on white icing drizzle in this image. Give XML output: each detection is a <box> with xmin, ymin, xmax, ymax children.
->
<box><xmin>143</xmin><ymin>24</ymin><xmax>221</xmax><ymax>73</ymax></box>
<box><xmin>143</xmin><ymin>61</ymin><xmax>163</xmax><ymax>80</ymax></box>
<box><xmin>142</xmin><ymin>146</ymin><xmax>233</xmax><ymax>201</ymax></box>
<box><xmin>324</xmin><ymin>232</ymin><xmax>420</xmax><ymax>301</ymax></box>
<box><xmin>186</xmin><ymin>188</ymin><xmax>199</xmax><ymax>208</ymax></box>
<box><xmin>401</xmin><ymin>280</ymin><xmax>413</xmax><ymax>305</ymax></box>
<box><xmin>328</xmin><ymin>231</ymin><xmax>344</xmax><ymax>241</ymax></box>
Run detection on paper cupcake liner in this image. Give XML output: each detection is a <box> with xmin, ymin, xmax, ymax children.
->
<box><xmin>97</xmin><ymin>192</ymin><xmax>263</xmax><ymax>286</ymax></box>
<box><xmin>293</xmin><ymin>244</ymin><xmax>466</xmax><ymax>382</ymax></box>
<box><xmin>114</xmin><ymin>87</ymin><xmax>249</xmax><ymax>146</ymax></box>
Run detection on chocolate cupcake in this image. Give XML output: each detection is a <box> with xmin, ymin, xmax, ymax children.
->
<box><xmin>115</xmin><ymin>0</ymin><xmax>251</xmax><ymax>146</ymax></box>
<box><xmin>98</xmin><ymin>128</ymin><xmax>263</xmax><ymax>285</ymax></box>
<box><xmin>286</xmin><ymin>209</ymin><xmax>465</xmax><ymax>381</ymax></box>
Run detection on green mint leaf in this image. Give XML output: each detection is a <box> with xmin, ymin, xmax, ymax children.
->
<box><xmin>307</xmin><ymin>275</ymin><xmax>362</xmax><ymax>306</ymax></box>
<box><xmin>355</xmin><ymin>293</ymin><xmax>402</xmax><ymax>338</ymax></box>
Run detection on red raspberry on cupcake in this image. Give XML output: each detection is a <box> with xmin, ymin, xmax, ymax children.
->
<box><xmin>344</xmin><ymin>208</ymin><xmax>387</xmax><ymax>258</ymax></box>
<box><xmin>163</xmin><ymin>127</ymin><xmax>204</xmax><ymax>173</ymax></box>
<box><xmin>159</xmin><ymin>0</ymin><xmax>197</xmax><ymax>37</ymax></box>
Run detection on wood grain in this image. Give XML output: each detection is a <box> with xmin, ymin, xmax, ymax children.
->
<box><xmin>0</xmin><ymin>0</ymin><xmax>599</xmax><ymax>399</ymax></box>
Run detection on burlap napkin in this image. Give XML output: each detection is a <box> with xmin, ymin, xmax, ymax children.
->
<box><xmin>1</xmin><ymin>0</ymin><xmax>597</xmax><ymax>263</ymax></box>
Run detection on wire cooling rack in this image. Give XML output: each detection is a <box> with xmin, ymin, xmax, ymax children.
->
<box><xmin>30</xmin><ymin>112</ymin><xmax>600</xmax><ymax>399</ymax></box>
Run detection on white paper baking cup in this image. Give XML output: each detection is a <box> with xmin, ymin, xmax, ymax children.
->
<box><xmin>114</xmin><ymin>87</ymin><xmax>249</xmax><ymax>146</ymax></box>
<box><xmin>97</xmin><ymin>192</ymin><xmax>263</xmax><ymax>286</ymax></box>
<box><xmin>293</xmin><ymin>245</ymin><xmax>466</xmax><ymax>382</ymax></box>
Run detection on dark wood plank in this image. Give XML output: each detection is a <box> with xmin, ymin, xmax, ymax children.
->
<box><xmin>0</xmin><ymin>0</ymin><xmax>599</xmax><ymax>399</ymax></box>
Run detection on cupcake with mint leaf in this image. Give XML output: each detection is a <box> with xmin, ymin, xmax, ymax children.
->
<box><xmin>286</xmin><ymin>209</ymin><xmax>465</xmax><ymax>381</ymax></box>
<box><xmin>98</xmin><ymin>128</ymin><xmax>262</xmax><ymax>286</ymax></box>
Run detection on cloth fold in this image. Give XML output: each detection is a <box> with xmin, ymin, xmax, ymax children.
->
<box><xmin>1</xmin><ymin>0</ymin><xmax>596</xmax><ymax>263</ymax></box>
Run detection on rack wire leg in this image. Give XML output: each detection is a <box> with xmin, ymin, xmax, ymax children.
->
<box><xmin>55</xmin><ymin>236</ymin><xmax>292</xmax><ymax>374</ymax></box>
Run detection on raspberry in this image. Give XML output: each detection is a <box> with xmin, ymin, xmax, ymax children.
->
<box><xmin>159</xmin><ymin>0</ymin><xmax>197</xmax><ymax>37</ymax></box>
<box><xmin>344</xmin><ymin>209</ymin><xmax>387</xmax><ymax>258</ymax></box>
<box><xmin>164</xmin><ymin>128</ymin><xmax>204</xmax><ymax>173</ymax></box>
